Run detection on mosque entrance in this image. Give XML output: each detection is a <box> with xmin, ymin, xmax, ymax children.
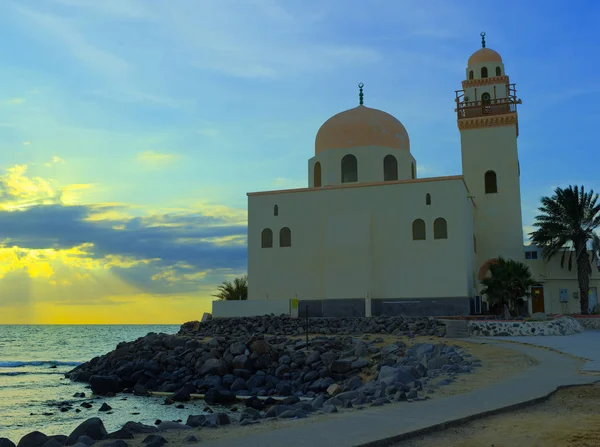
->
<box><xmin>531</xmin><ymin>286</ymin><xmax>545</xmax><ymax>313</ymax></box>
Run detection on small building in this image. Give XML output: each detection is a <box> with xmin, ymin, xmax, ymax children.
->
<box><xmin>214</xmin><ymin>34</ymin><xmax>600</xmax><ymax>318</ymax></box>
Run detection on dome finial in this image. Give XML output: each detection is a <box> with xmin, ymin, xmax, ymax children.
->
<box><xmin>480</xmin><ymin>31</ymin><xmax>486</xmax><ymax>48</ymax></box>
<box><xmin>358</xmin><ymin>82</ymin><xmax>364</xmax><ymax>105</ymax></box>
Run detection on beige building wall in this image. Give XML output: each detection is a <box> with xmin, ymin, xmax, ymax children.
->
<box><xmin>461</xmin><ymin>125</ymin><xmax>524</xmax><ymax>287</ymax></box>
<box><xmin>308</xmin><ymin>146</ymin><xmax>416</xmax><ymax>187</ymax></box>
<box><xmin>247</xmin><ymin>177</ymin><xmax>475</xmax><ymax>303</ymax></box>
<box><xmin>525</xmin><ymin>248</ymin><xmax>600</xmax><ymax>314</ymax></box>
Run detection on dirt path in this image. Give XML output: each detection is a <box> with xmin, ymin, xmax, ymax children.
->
<box><xmin>401</xmin><ymin>382</ymin><xmax>600</xmax><ymax>447</ymax></box>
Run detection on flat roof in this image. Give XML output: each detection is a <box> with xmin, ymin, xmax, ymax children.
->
<box><xmin>247</xmin><ymin>175</ymin><xmax>468</xmax><ymax>197</ymax></box>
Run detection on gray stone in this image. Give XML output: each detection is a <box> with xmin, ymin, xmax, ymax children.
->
<box><xmin>142</xmin><ymin>435</ymin><xmax>167</xmax><ymax>445</ymax></box>
<box><xmin>0</xmin><ymin>439</ymin><xmax>15</xmax><ymax>447</ymax></box>
<box><xmin>67</xmin><ymin>418</ymin><xmax>108</xmax><ymax>444</ymax></box>
<box><xmin>351</xmin><ymin>359</ymin><xmax>369</xmax><ymax>369</ymax></box>
<box><xmin>121</xmin><ymin>422</ymin><xmax>158</xmax><ymax>434</ymax></box>
<box><xmin>377</xmin><ymin>365</ymin><xmax>417</xmax><ymax>386</ymax></box>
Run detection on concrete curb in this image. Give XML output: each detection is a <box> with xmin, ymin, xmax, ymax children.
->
<box><xmin>356</xmin><ymin>381</ymin><xmax>599</xmax><ymax>447</ymax></box>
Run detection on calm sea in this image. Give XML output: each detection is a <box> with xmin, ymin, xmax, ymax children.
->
<box><xmin>0</xmin><ymin>325</ymin><xmax>219</xmax><ymax>443</ymax></box>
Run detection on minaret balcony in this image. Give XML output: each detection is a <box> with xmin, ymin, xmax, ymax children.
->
<box><xmin>455</xmin><ymin>83</ymin><xmax>522</xmax><ymax>120</ymax></box>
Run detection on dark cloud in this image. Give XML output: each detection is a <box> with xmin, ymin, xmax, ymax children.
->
<box><xmin>0</xmin><ymin>203</ymin><xmax>248</xmax><ymax>294</ymax></box>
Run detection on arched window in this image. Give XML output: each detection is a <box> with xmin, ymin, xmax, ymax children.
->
<box><xmin>495</xmin><ymin>66</ymin><xmax>501</xmax><ymax>76</ymax></box>
<box><xmin>426</xmin><ymin>193</ymin><xmax>431</xmax><ymax>205</ymax></box>
<box><xmin>341</xmin><ymin>154</ymin><xmax>358</xmax><ymax>183</ymax></box>
<box><xmin>481</xmin><ymin>67</ymin><xmax>488</xmax><ymax>78</ymax></box>
<box><xmin>279</xmin><ymin>227</ymin><xmax>291</xmax><ymax>247</ymax></box>
<box><xmin>433</xmin><ymin>218</ymin><xmax>448</xmax><ymax>240</ymax></box>
<box><xmin>411</xmin><ymin>162</ymin><xmax>416</xmax><ymax>179</ymax></box>
<box><xmin>469</xmin><ymin>70</ymin><xmax>474</xmax><ymax>80</ymax></box>
<box><xmin>261</xmin><ymin>229</ymin><xmax>273</xmax><ymax>248</ymax></box>
<box><xmin>484</xmin><ymin>170</ymin><xmax>498</xmax><ymax>194</ymax></box>
<box><xmin>383</xmin><ymin>155</ymin><xmax>398</xmax><ymax>181</ymax></box>
<box><xmin>274</xmin><ymin>205</ymin><xmax>279</xmax><ymax>216</ymax></box>
<box><xmin>412</xmin><ymin>219</ymin><xmax>426</xmax><ymax>240</ymax></box>
<box><xmin>314</xmin><ymin>162</ymin><xmax>322</xmax><ymax>187</ymax></box>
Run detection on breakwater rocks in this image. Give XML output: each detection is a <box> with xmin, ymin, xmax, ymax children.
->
<box><xmin>178</xmin><ymin>315</ymin><xmax>446</xmax><ymax>337</ymax></box>
<box><xmin>468</xmin><ymin>316</ymin><xmax>584</xmax><ymax>337</ymax></box>
<box><xmin>58</xmin><ymin>322</ymin><xmax>482</xmax><ymax>445</ymax></box>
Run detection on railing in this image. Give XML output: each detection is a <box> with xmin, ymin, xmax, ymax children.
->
<box><xmin>456</xmin><ymin>98</ymin><xmax>519</xmax><ymax>119</ymax></box>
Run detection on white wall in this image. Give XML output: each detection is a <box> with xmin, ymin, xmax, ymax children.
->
<box><xmin>461</xmin><ymin>125</ymin><xmax>524</xmax><ymax>285</ymax></box>
<box><xmin>308</xmin><ymin>146</ymin><xmax>416</xmax><ymax>187</ymax></box>
<box><xmin>247</xmin><ymin>177</ymin><xmax>475</xmax><ymax>302</ymax></box>
<box><xmin>212</xmin><ymin>300</ymin><xmax>290</xmax><ymax>318</ymax></box>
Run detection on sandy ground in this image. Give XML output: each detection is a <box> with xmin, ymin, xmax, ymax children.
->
<box><xmin>401</xmin><ymin>383</ymin><xmax>600</xmax><ymax>447</ymax></box>
<box><xmin>112</xmin><ymin>334</ymin><xmax>538</xmax><ymax>446</ymax></box>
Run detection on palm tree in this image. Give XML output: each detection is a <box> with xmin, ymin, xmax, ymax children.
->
<box><xmin>481</xmin><ymin>257</ymin><xmax>535</xmax><ymax>316</ymax></box>
<box><xmin>212</xmin><ymin>275</ymin><xmax>248</xmax><ymax>301</ymax></box>
<box><xmin>529</xmin><ymin>185</ymin><xmax>600</xmax><ymax>314</ymax></box>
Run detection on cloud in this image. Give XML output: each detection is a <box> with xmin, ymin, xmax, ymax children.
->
<box><xmin>273</xmin><ymin>177</ymin><xmax>305</xmax><ymax>189</ymax></box>
<box><xmin>23</xmin><ymin>141</ymin><xmax>31</xmax><ymax>146</ymax></box>
<box><xmin>44</xmin><ymin>155</ymin><xmax>65</xmax><ymax>167</ymax></box>
<box><xmin>5</xmin><ymin>98</ymin><xmax>25</xmax><ymax>104</ymax></box>
<box><xmin>136</xmin><ymin>151</ymin><xmax>180</xmax><ymax>166</ymax></box>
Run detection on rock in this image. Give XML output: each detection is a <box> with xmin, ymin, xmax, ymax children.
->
<box><xmin>142</xmin><ymin>434</ymin><xmax>168</xmax><ymax>445</ymax></box>
<box><xmin>47</xmin><ymin>437</ymin><xmax>67</xmax><ymax>446</ymax></box>
<box><xmin>157</xmin><ymin>422</ymin><xmax>192</xmax><ymax>431</ymax></box>
<box><xmin>230</xmin><ymin>377</ymin><xmax>247</xmax><ymax>392</ymax></box>
<box><xmin>66</xmin><ymin>418</ymin><xmax>108</xmax><ymax>444</ymax></box>
<box><xmin>89</xmin><ymin>375</ymin><xmax>120</xmax><ymax>395</ymax></box>
<box><xmin>202</xmin><ymin>413</ymin><xmax>231</xmax><ymax>427</ymax></box>
<box><xmin>99</xmin><ymin>403</ymin><xmax>112</xmax><ymax>412</ymax></box>
<box><xmin>305</xmin><ymin>351</ymin><xmax>320</xmax><ymax>365</ymax></box>
<box><xmin>173</xmin><ymin>388</ymin><xmax>191</xmax><ymax>402</ymax></box>
<box><xmin>121</xmin><ymin>422</ymin><xmax>158</xmax><ymax>434</ymax></box>
<box><xmin>73</xmin><ymin>392</ymin><xmax>86</xmax><ymax>398</ymax></box>
<box><xmin>330</xmin><ymin>358</ymin><xmax>355</xmax><ymax>374</ymax></box>
<box><xmin>0</xmin><ymin>439</ymin><xmax>15</xmax><ymax>447</ymax></box>
<box><xmin>102</xmin><ymin>429</ymin><xmax>134</xmax><ymax>440</ymax></box>
<box><xmin>40</xmin><ymin>440</ymin><xmax>61</xmax><ymax>447</ymax></box>
<box><xmin>198</xmin><ymin>358</ymin><xmax>227</xmax><ymax>376</ymax></box>
<box><xmin>184</xmin><ymin>435</ymin><xmax>199</xmax><ymax>443</ymax></box>
<box><xmin>322</xmin><ymin>405</ymin><xmax>338</xmax><ymax>413</ymax></box>
<box><xmin>186</xmin><ymin>415</ymin><xmax>206</xmax><ymax>428</ymax></box>
<box><xmin>377</xmin><ymin>366</ymin><xmax>417</xmax><ymax>387</ymax></box>
<box><xmin>102</xmin><ymin>441</ymin><xmax>129</xmax><ymax>447</ymax></box>
<box><xmin>204</xmin><ymin>389</ymin><xmax>236</xmax><ymax>405</ymax></box>
<box><xmin>240</xmin><ymin>408</ymin><xmax>262</xmax><ymax>421</ymax></box>
<box><xmin>250</xmin><ymin>340</ymin><xmax>271</xmax><ymax>355</ymax></box>
<box><xmin>351</xmin><ymin>359</ymin><xmax>369</xmax><ymax>369</ymax></box>
<box><xmin>230</xmin><ymin>342</ymin><xmax>247</xmax><ymax>356</ymax></box>
<box><xmin>311</xmin><ymin>394</ymin><xmax>325</xmax><ymax>410</ymax></box>
<box><xmin>327</xmin><ymin>383</ymin><xmax>343</xmax><ymax>396</ymax></box>
<box><xmin>133</xmin><ymin>384</ymin><xmax>149</xmax><ymax>396</ymax></box>
<box><xmin>75</xmin><ymin>436</ymin><xmax>96</xmax><ymax>446</ymax></box>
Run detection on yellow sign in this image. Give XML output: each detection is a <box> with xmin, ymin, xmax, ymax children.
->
<box><xmin>291</xmin><ymin>299</ymin><xmax>298</xmax><ymax>310</ymax></box>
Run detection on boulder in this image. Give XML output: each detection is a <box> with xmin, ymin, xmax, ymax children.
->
<box><xmin>99</xmin><ymin>403</ymin><xmax>112</xmax><ymax>412</ymax></box>
<box><xmin>173</xmin><ymin>388</ymin><xmax>191</xmax><ymax>402</ymax></box>
<box><xmin>327</xmin><ymin>383</ymin><xmax>342</xmax><ymax>396</ymax></box>
<box><xmin>156</xmin><ymin>422</ymin><xmax>192</xmax><ymax>431</ymax></box>
<box><xmin>250</xmin><ymin>340</ymin><xmax>271</xmax><ymax>355</ymax></box>
<box><xmin>330</xmin><ymin>358</ymin><xmax>355</xmax><ymax>374</ymax></box>
<box><xmin>66</xmin><ymin>418</ymin><xmax>108</xmax><ymax>444</ymax></box>
<box><xmin>0</xmin><ymin>439</ymin><xmax>15</xmax><ymax>447</ymax></box>
<box><xmin>102</xmin><ymin>430</ymin><xmax>134</xmax><ymax>440</ymax></box>
<box><xmin>142</xmin><ymin>435</ymin><xmax>167</xmax><ymax>445</ymax></box>
<box><xmin>89</xmin><ymin>375</ymin><xmax>120</xmax><ymax>395</ymax></box>
<box><xmin>198</xmin><ymin>358</ymin><xmax>227</xmax><ymax>376</ymax></box>
<box><xmin>74</xmin><ymin>436</ymin><xmax>95</xmax><ymax>446</ymax></box>
<box><xmin>17</xmin><ymin>433</ymin><xmax>49</xmax><ymax>447</ymax></box>
<box><xmin>185</xmin><ymin>415</ymin><xmax>206</xmax><ymax>428</ymax></box>
<box><xmin>120</xmin><ymin>422</ymin><xmax>158</xmax><ymax>434</ymax></box>
<box><xmin>230</xmin><ymin>342</ymin><xmax>247</xmax><ymax>356</ymax></box>
<box><xmin>377</xmin><ymin>366</ymin><xmax>417</xmax><ymax>387</ymax></box>
<box><xmin>133</xmin><ymin>384</ymin><xmax>149</xmax><ymax>396</ymax></box>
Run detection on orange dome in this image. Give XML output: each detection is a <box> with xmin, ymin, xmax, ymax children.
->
<box><xmin>315</xmin><ymin>105</ymin><xmax>409</xmax><ymax>155</ymax></box>
<box><xmin>468</xmin><ymin>48</ymin><xmax>502</xmax><ymax>65</ymax></box>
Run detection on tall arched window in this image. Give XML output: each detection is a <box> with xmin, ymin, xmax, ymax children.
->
<box><xmin>341</xmin><ymin>154</ymin><xmax>358</xmax><ymax>183</ymax></box>
<box><xmin>279</xmin><ymin>227</ymin><xmax>291</xmax><ymax>247</ymax></box>
<box><xmin>495</xmin><ymin>66</ymin><xmax>501</xmax><ymax>76</ymax></box>
<box><xmin>481</xmin><ymin>67</ymin><xmax>488</xmax><ymax>78</ymax></box>
<box><xmin>383</xmin><ymin>155</ymin><xmax>398</xmax><ymax>181</ymax></box>
<box><xmin>433</xmin><ymin>218</ymin><xmax>448</xmax><ymax>240</ymax></box>
<box><xmin>314</xmin><ymin>162</ymin><xmax>322</xmax><ymax>187</ymax></box>
<box><xmin>261</xmin><ymin>229</ymin><xmax>273</xmax><ymax>248</ymax></box>
<box><xmin>469</xmin><ymin>70</ymin><xmax>474</xmax><ymax>80</ymax></box>
<box><xmin>274</xmin><ymin>205</ymin><xmax>279</xmax><ymax>216</ymax></box>
<box><xmin>412</xmin><ymin>219</ymin><xmax>426</xmax><ymax>240</ymax></box>
<box><xmin>425</xmin><ymin>193</ymin><xmax>431</xmax><ymax>205</ymax></box>
<box><xmin>484</xmin><ymin>170</ymin><xmax>498</xmax><ymax>194</ymax></box>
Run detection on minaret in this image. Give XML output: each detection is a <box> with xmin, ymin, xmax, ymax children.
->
<box><xmin>457</xmin><ymin>32</ymin><xmax>524</xmax><ymax>278</ymax></box>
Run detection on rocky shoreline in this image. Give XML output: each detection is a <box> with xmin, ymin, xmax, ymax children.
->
<box><xmin>2</xmin><ymin>316</ymin><xmax>483</xmax><ymax>446</ymax></box>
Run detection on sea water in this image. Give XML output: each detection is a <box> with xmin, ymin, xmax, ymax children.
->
<box><xmin>0</xmin><ymin>325</ymin><xmax>217</xmax><ymax>443</ymax></box>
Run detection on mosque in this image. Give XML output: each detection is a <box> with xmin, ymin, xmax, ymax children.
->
<box><xmin>236</xmin><ymin>33</ymin><xmax>600</xmax><ymax>318</ymax></box>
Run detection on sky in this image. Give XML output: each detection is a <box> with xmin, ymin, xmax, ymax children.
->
<box><xmin>1</xmin><ymin>0</ymin><xmax>599</xmax><ymax>324</ymax></box>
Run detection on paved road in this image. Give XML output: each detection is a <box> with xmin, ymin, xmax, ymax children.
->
<box><xmin>194</xmin><ymin>340</ymin><xmax>597</xmax><ymax>447</ymax></box>
<box><xmin>478</xmin><ymin>330</ymin><xmax>600</xmax><ymax>372</ymax></box>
